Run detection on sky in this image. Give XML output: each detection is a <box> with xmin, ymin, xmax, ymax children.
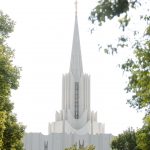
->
<box><xmin>0</xmin><ymin>0</ymin><xmax>145</xmax><ymax>135</ymax></box>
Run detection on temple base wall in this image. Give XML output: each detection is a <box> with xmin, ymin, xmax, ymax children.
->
<box><xmin>23</xmin><ymin>133</ymin><xmax>113</xmax><ymax>150</ymax></box>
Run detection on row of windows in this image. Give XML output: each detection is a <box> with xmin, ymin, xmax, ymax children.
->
<box><xmin>74</xmin><ymin>82</ymin><xmax>79</xmax><ymax>119</ymax></box>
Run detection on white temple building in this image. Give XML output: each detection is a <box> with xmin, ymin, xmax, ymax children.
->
<box><xmin>48</xmin><ymin>14</ymin><xmax>104</xmax><ymax>136</ymax></box>
<box><xmin>23</xmin><ymin>3</ymin><xmax>113</xmax><ymax>150</ymax></box>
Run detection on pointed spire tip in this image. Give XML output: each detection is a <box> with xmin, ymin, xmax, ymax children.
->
<box><xmin>75</xmin><ymin>0</ymin><xmax>78</xmax><ymax>16</ymax></box>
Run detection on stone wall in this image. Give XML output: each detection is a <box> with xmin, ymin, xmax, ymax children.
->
<box><xmin>23</xmin><ymin>133</ymin><xmax>113</xmax><ymax>150</ymax></box>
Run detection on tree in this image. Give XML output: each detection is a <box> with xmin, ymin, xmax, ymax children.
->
<box><xmin>111</xmin><ymin>128</ymin><xmax>139</xmax><ymax>150</ymax></box>
<box><xmin>65</xmin><ymin>144</ymin><xmax>95</xmax><ymax>150</ymax></box>
<box><xmin>89</xmin><ymin>1</ymin><xmax>150</xmax><ymax>149</ymax></box>
<box><xmin>121</xmin><ymin>24</ymin><xmax>150</xmax><ymax>112</ymax></box>
<box><xmin>89</xmin><ymin>0</ymin><xmax>142</xmax><ymax>52</ymax></box>
<box><xmin>136</xmin><ymin>115</ymin><xmax>150</xmax><ymax>150</ymax></box>
<box><xmin>89</xmin><ymin>0</ymin><xmax>150</xmax><ymax>113</ymax></box>
<box><xmin>0</xmin><ymin>11</ymin><xmax>25</xmax><ymax>149</ymax></box>
<box><xmin>0</xmin><ymin>111</ymin><xmax>6</xmax><ymax>149</ymax></box>
<box><xmin>89</xmin><ymin>0</ymin><xmax>140</xmax><ymax>26</ymax></box>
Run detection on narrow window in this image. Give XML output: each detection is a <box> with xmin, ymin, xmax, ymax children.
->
<box><xmin>74</xmin><ymin>82</ymin><xmax>79</xmax><ymax>119</ymax></box>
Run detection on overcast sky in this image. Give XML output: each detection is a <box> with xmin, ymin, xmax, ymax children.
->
<box><xmin>0</xmin><ymin>0</ymin><xmax>145</xmax><ymax>135</ymax></box>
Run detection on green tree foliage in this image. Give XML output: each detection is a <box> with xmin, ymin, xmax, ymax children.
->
<box><xmin>111</xmin><ymin>128</ymin><xmax>139</xmax><ymax>150</ymax></box>
<box><xmin>89</xmin><ymin>0</ymin><xmax>144</xmax><ymax>53</ymax></box>
<box><xmin>89</xmin><ymin>0</ymin><xmax>140</xmax><ymax>26</ymax></box>
<box><xmin>89</xmin><ymin>0</ymin><xmax>150</xmax><ymax>113</ymax></box>
<box><xmin>121</xmin><ymin>24</ymin><xmax>150</xmax><ymax>112</ymax></box>
<box><xmin>89</xmin><ymin>1</ymin><xmax>150</xmax><ymax>149</ymax></box>
<box><xmin>0</xmin><ymin>111</ymin><xmax>6</xmax><ymax>149</ymax></box>
<box><xmin>0</xmin><ymin>11</ymin><xmax>25</xmax><ymax>149</ymax></box>
<box><xmin>111</xmin><ymin>124</ymin><xmax>150</xmax><ymax>150</ymax></box>
<box><xmin>136</xmin><ymin>115</ymin><xmax>150</xmax><ymax>150</ymax></box>
<box><xmin>65</xmin><ymin>144</ymin><xmax>95</xmax><ymax>150</ymax></box>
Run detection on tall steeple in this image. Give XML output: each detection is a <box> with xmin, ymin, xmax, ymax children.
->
<box><xmin>69</xmin><ymin>0</ymin><xmax>83</xmax><ymax>81</ymax></box>
<box><xmin>48</xmin><ymin>0</ymin><xmax>105</xmax><ymax>136</ymax></box>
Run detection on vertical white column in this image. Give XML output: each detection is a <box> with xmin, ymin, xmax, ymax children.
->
<box><xmin>62</xmin><ymin>75</ymin><xmax>64</xmax><ymax>109</ymax></box>
<box><xmin>68</xmin><ymin>74</ymin><xmax>70</xmax><ymax>109</ymax></box>
<box><xmin>83</xmin><ymin>75</ymin><xmax>86</xmax><ymax>109</ymax></box>
<box><xmin>86</xmin><ymin>75</ymin><xmax>89</xmax><ymax>108</ymax></box>
<box><xmin>63</xmin><ymin>76</ymin><xmax>65</xmax><ymax>110</ymax></box>
<box><xmin>85</xmin><ymin>75</ymin><xmax>87</xmax><ymax>109</ymax></box>
<box><xmin>88</xmin><ymin>75</ymin><xmax>90</xmax><ymax>110</ymax></box>
<box><xmin>65</xmin><ymin>75</ymin><xmax>67</xmax><ymax>111</ymax></box>
<box><xmin>85</xmin><ymin>75</ymin><xmax>88</xmax><ymax>109</ymax></box>
<box><xmin>66</xmin><ymin>74</ymin><xmax>70</xmax><ymax>110</ymax></box>
<box><xmin>84</xmin><ymin>75</ymin><xmax>85</xmax><ymax>110</ymax></box>
<box><xmin>66</xmin><ymin>74</ymin><xmax>68</xmax><ymax>110</ymax></box>
<box><xmin>80</xmin><ymin>76</ymin><xmax>84</xmax><ymax>111</ymax></box>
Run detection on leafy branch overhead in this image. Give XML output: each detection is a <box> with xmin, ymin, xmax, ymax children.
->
<box><xmin>0</xmin><ymin>11</ymin><xmax>15</xmax><ymax>43</ymax></box>
<box><xmin>121</xmin><ymin>26</ymin><xmax>150</xmax><ymax>112</ymax></box>
<box><xmin>89</xmin><ymin>0</ymin><xmax>143</xmax><ymax>53</ymax></box>
<box><xmin>89</xmin><ymin>0</ymin><xmax>150</xmax><ymax>113</ymax></box>
<box><xmin>90</xmin><ymin>1</ymin><xmax>150</xmax><ymax>148</ymax></box>
<box><xmin>89</xmin><ymin>0</ymin><xmax>140</xmax><ymax>26</ymax></box>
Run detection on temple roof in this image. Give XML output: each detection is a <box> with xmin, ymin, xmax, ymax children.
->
<box><xmin>69</xmin><ymin>14</ymin><xmax>83</xmax><ymax>81</ymax></box>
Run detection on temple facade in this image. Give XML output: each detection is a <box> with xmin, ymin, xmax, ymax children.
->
<box><xmin>48</xmin><ymin>14</ymin><xmax>105</xmax><ymax>136</ymax></box>
<box><xmin>23</xmin><ymin>5</ymin><xmax>113</xmax><ymax>150</ymax></box>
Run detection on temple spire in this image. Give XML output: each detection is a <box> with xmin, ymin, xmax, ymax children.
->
<box><xmin>69</xmin><ymin>0</ymin><xmax>83</xmax><ymax>81</ymax></box>
<box><xmin>75</xmin><ymin>0</ymin><xmax>77</xmax><ymax>16</ymax></box>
